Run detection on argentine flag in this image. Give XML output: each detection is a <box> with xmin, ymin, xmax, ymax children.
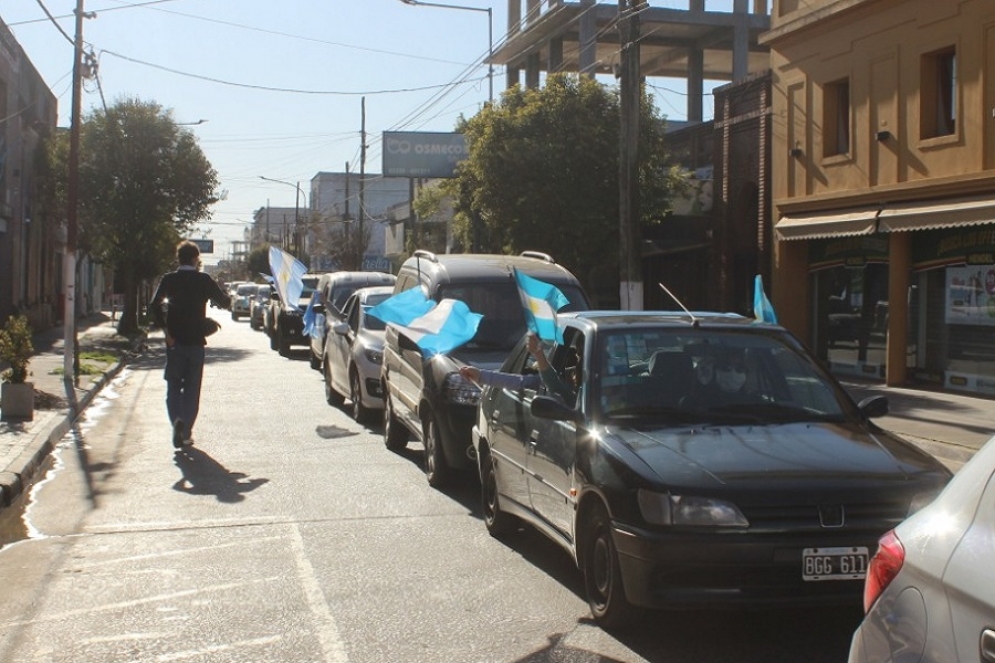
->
<box><xmin>302</xmin><ymin>291</ymin><xmax>320</xmax><ymax>338</ymax></box>
<box><xmin>269</xmin><ymin>247</ymin><xmax>307</xmax><ymax>311</ymax></box>
<box><xmin>367</xmin><ymin>288</ymin><xmax>482</xmax><ymax>357</ymax></box>
<box><xmin>513</xmin><ymin>268</ymin><xmax>570</xmax><ymax>343</ymax></box>
<box><xmin>753</xmin><ymin>274</ymin><xmax>778</xmax><ymax>324</ymax></box>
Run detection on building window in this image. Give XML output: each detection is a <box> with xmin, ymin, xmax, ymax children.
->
<box><xmin>921</xmin><ymin>47</ymin><xmax>957</xmax><ymax>139</ymax></box>
<box><xmin>823</xmin><ymin>78</ymin><xmax>850</xmax><ymax>157</ymax></box>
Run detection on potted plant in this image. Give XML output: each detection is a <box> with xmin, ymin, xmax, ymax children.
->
<box><xmin>0</xmin><ymin>314</ymin><xmax>35</xmax><ymax>421</ymax></box>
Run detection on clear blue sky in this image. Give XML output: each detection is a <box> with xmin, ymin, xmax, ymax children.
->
<box><xmin>4</xmin><ymin>0</ymin><xmax>713</xmax><ymax>265</ymax></box>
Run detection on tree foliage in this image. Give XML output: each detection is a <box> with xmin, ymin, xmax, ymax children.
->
<box><xmin>77</xmin><ymin>98</ymin><xmax>220</xmax><ymax>332</ymax></box>
<box><xmin>444</xmin><ymin>74</ymin><xmax>682</xmax><ymax>306</ymax></box>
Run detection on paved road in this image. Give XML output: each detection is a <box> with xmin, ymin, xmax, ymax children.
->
<box><xmin>0</xmin><ymin>313</ymin><xmax>869</xmax><ymax>663</ymax></box>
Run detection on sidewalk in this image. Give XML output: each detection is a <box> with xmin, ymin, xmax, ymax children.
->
<box><xmin>0</xmin><ymin>311</ymin><xmax>146</xmax><ymax>509</ymax></box>
<box><xmin>2</xmin><ymin>317</ymin><xmax>994</xmax><ymax>511</ymax></box>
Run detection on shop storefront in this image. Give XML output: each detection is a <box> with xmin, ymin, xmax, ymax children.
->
<box><xmin>907</xmin><ymin>226</ymin><xmax>995</xmax><ymax>395</ymax></box>
<box><xmin>809</xmin><ymin>236</ymin><xmax>890</xmax><ymax>381</ymax></box>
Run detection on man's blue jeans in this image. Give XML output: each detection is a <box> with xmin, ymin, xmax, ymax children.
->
<box><xmin>164</xmin><ymin>344</ymin><xmax>205</xmax><ymax>435</ymax></box>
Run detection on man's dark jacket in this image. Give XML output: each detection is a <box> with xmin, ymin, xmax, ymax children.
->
<box><xmin>150</xmin><ymin>268</ymin><xmax>231</xmax><ymax>346</ymax></box>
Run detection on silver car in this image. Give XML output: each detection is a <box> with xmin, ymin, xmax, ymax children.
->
<box><xmin>849</xmin><ymin>436</ymin><xmax>995</xmax><ymax>663</ymax></box>
<box><xmin>322</xmin><ymin>286</ymin><xmax>394</xmax><ymax>424</ymax></box>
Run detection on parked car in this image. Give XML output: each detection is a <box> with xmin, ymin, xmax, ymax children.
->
<box><xmin>848</xmin><ymin>436</ymin><xmax>995</xmax><ymax>663</ymax></box>
<box><xmin>471</xmin><ymin>310</ymin><xmax>953</xmax><ymax>628</ymax></box>
<box><xmin>323</xmin><ymin>285</ymin><xmax>395</xmax><ymax>423</ymax></box>
<box><xmin>381</xmin><ymin>250</ymin><xmax>590</xmax><ymax>487</ymax></box>
<box><xmin>268</xmin><ymin>274</ymin><xmax>321</xmax><ymax>356</ymax></box>
<box><xmin>249</xmin><ymin>284</ymin><xmax>272</xmax><ymax>330</ymax></box>
<box><xmin>309</xmin><ymin>271</ymin><xmax>396</xmax><ymax>371</ymax></box>
<box><xmin>231</xmin><ymin>283</ymin><xmax>261</xmax><ymax>321</ymax></box>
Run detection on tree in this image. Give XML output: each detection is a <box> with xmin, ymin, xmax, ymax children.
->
<box><xmin>447</xmin><ymin>74</ymin><xmax>682</xmax><ymax>306</ymax></box>
<box><xmin>78</xmin><ymin>98</ymin><xmax>220</xmax><ymax>333</ymax></box>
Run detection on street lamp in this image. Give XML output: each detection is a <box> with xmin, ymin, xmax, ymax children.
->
<box><xmin>399</xmin><ymin>0</ymin><xmax>493</xmax><ymax>103</ymax></box>
<box><xmin>259</xmin><ymin>176</ymin><xmax>307</xmax><ymax>255</ymax></box>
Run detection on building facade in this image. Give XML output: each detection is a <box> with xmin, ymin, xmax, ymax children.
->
<box><xmin>0</xmin><ymin>19</ymin><xmax>60</xmax><ymax>329</ymax></box>
<box><xmin>764</xmin><ymin>0</ymin><xmax>995</xmax><ymax>395</ymax></box>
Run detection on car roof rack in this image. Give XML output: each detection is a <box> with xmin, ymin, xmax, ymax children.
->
<box><xmin>519</xmin><ymin>251</ymin><xmax>555</xmax><ymax>263</ymax></box>
<box><xmin>412</xmin><ymin>249</ymin><xmax>439</xmax><ymax>263</ymax></box>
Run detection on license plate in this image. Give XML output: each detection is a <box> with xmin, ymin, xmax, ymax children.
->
<box><xmin>802</xmin><ymin>546</ymin><xmax>868</xmax><ymax>581</ymax></box>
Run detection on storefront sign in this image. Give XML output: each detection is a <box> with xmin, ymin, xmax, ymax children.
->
<box><xmin>809</xmin><ymin>236</ymin><xmax>888</xmax><ymax>270</ymax></box>
<box><xmin>913</xmin><ymin>226</ymin><xmax>995</xmax><ymax>268</ymax></box>
<box><xmin>946</xmin><ymin>264</ymin><xmax>995</xmax><ymax>325</ymax></box>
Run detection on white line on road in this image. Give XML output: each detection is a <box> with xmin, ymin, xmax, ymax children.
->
<box><xmin>288</xmin><ymin>522</ymin><xmax>349</xmax><ymax>663</ymax></box>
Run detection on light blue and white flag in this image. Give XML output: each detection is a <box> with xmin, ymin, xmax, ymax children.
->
<box><xmin>513</xmin><ymin>268</ymin><xmax>570</xmax><ymax>343</ymax></box>
<box><xmin>753</xmin><ymin>274</ymin><xmax>778</xmax><ymax>324</ymax></box>
<box><xmin>397</xmin><ymin>299</ymin><xmax>483</xmax><ymax>357</ymax></box>
<box><xmin>366</xmin><ymin>287</ymin><xmax>435</xmax><ymax>327</ymax></box>
<box><xmin>268</xmin><ymin>247</ymin><xmax>307</xmax><ymax>311</ymax></box>
<box><xmin>302</xmin><ymin>291</ymin><xmax>320</xmax><ymax>338</ymax></box>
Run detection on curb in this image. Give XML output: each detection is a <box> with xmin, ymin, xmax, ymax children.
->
<box><xmin>0</xmin><ymin>352</ymin><xmax>133</xmax><ymax>511</ymax></box>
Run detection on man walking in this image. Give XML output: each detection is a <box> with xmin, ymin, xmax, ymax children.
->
<box><xmin>150</xmin><ymin>240</ymin><xmax>231</xmax><ymax>449</ymax></box>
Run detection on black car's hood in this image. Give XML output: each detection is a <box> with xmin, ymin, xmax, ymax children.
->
<box><xmin>613</xmin><ymin>422</ymin><xmax>937</xmax><ymax>488</ymax></box>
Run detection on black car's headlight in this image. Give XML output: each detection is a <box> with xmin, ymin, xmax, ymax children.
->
<box><xmin>443</xmin><ymin>372</ymin><xmax>481</xmax><ymax>406</ymax></box>
<box><xmin>637</xmin><ymin>490</ymin><xmax>749</xmax><ymax>528</ymax></box>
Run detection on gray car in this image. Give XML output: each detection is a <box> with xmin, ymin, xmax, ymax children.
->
<box><xmin>849</xmin><ymin>436</ymin><xmax>995</xmax><ymax>663</ymax></box>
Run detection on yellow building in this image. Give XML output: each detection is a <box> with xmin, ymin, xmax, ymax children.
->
<box><xmin>762</xmin><ymin>0</ymin><xmax>995</xmax><ymax>396</ymax></box>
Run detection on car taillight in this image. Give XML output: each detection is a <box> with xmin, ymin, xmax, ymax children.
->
<box><xmin>863</xmin><ymin>529</ymin><xmax>904</xmax><ymax>613</ymax></box>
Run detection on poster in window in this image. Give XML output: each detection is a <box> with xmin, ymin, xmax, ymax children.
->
<box><xmin>946</xmin><ymin>265</ymin><xmax>995</xmax><ymax>326</ymax></box>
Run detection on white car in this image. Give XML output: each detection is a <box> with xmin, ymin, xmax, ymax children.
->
<box><xmin>309</xmin><ymin>271</ymin><xmax>397</xmax><ymax>370</ymax></box>
<box><xmin>322</xmin><ymin>285</ymin><xmax>394</xmax><ymax>424</ymax></box>
<box><xmin>849</xmin><ymin>436</ymin><xmax>995</xmax><ymax>663</ymax></box>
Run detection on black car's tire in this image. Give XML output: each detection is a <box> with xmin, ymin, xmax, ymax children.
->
<box><xmin>383</xmin><ymin>392</ymin><xmax>408</xmax><ymax>451</ymax></box>
<box><xmin>324</xmin><ymin>360</ymin><xmax>344</xmax><ymax>406</ymax></box>
<box><xmin>582</xmin><ymin>503</ymin><xmax>639</xmax><ymax>630</ymax></box>
<box><xmin>481</xmin><ymin>447</ymin><xmax>517</xmax><ymax>537</ymax></box>
<box><xmin>231</xmin><ymin>311</ymin><xmax>238</xmax><ymax>321</ymax></box>
<box><xmin>423</xmin><ymin>416</ymin><xmax>451</xmax><ymax>488</ymax></box>
<box><xmin>278</xmin><ymin>334</ymin><xmax>291</xmax><ymax>357</ymax></box>
<box><xmin>269</xmin><ymin>328</ymin><xmax>278</xmax><ymax>350</ymax></box>
<box><xmin>310</xmin><ymin>350</ymin><xmax>321</xmax><ymax>371</ymax></box>
<box><xmin>350</xmin><ymin>369</ymin><xmax>372</xmax><ymax>424</ymax></box>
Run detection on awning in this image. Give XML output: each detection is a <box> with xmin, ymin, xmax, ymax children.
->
<box><xmin>877</xmin><ymin>195</ymin><xmax>995</xmax><ymax>232</ymax></box>
<box><xmin>774</xmin><ymin>208</ymin><xmax>879</xmax><ymax>241</ymax></box>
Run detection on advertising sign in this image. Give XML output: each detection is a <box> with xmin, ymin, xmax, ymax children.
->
<box><xmin>945</xmin><ymin>264</ymin><xmax>995</xmax><ymax>326</ymax></box>
<box><xmin>382</xmin><ymin>131</ymin><xmax>467</xmax><ymax>178</ymax></box>
<box><xmin>190</xmin><ymin>238</ymin><xmax>214</xmax><ymax>254</ymax></box>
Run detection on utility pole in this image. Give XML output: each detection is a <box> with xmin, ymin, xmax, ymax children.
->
<box><xmin>618</xmin><ymin>0</ymin><xmax>642</xmax><ymax>310</ymax></box>
<box><xmin>64</xmin><ymin>0</ymin><xmax>86</xmax><ymax>385</ymax></box>
<box><xmin>358</xmin><ymin>97</ymin><xmax>366</xmax><ymax>271</ymax></box>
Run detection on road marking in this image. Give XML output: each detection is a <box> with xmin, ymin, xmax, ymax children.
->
<box><xmin>288</xmin><ymin>522</ymin><xmax>349</xmax><ymax>663</ymax></box>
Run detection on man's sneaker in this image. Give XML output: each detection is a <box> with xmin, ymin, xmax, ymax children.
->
<box><xmin>183</xmin><ymin>434</ymin><xmax>195</xmax><ymax>447</ymax></box>
<box><xmin>172</xmin><ymin>419</ymin><xmax>186</xmax><ymax>448</ymax></box>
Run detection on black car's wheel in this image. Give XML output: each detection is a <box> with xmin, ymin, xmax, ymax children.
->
<box><xmin>269</xmin><ymin>326</ymin><xmax>278</xmax><ymax>350</ymax></box>
<box><xmin>423</xmin><ymin>416</ymin><xmax>451</xmax><ymax>488</ymax></box>
<box><xmin>350</xmin><ymin>369</ymin><xmax>373</xmax><ymax>424</ymax></box>
<box><xmin>481</xmin><ymin>447</ymin><xmax>517</xmax><ymax>537</ymax></box>
<box><xmin>383</xmin><ymin>391</ymin><xmax>408</xmax><ymax>451</ymax></box>
<box><xmin>310</xmin><ymin>349</ymin><xmax>321</xmax><ymax>371</ymax></box>
<box><xmin>278</xmin><ymin>334</ymin><xmax>291</xmax><ymax>357</ymax></box>
<box><xmin>582</xmin><ymin>503</ymin><xmax>638</xmax><ymax>629</ymax></box>
<box><xmin>324</xmin><ymin>359</ymin><xmax>344</xmax><ymax>406</ymax></box>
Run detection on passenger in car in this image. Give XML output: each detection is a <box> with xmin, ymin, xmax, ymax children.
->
<box><xmin>459</xmin><ymin>333</ymin><xmax>579</xmax><ymax>404</ymax></box>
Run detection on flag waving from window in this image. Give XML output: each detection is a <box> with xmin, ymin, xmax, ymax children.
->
<box><xmin>268</xmin><ymin>246</ymin><xmax>307</xmax><ymax>311</ymax></box>
<box><xmin>513</xmin><ymin>268</ymin><xmax>570</xmax><ymax>343</ymax></box>
<box><xmin>302</xmin><ymin>291</ymin><xmax>320</xmax><ymax>338</ymax></box>
<box><xmin>367</xmin><ymin>287</ymin><xmax>482</xmax><ymax>357</ymax></box>
<box><xmin>753</xmin><ymin>274</ymin><xmax>778</xmax><ymax>324</ymax></box>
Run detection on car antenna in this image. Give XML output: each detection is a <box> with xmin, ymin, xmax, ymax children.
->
<box><xmin>658</xmin><ymin>283</ymin><xmax>700</xmax><ymax>327</ymax></box>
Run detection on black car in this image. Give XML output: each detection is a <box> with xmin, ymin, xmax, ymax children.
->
<box><xmin>471</xmin><ymin>311</ymin><xmax>953</xmax><ymax>628</ymax></box>
<box><xmin>268</xmin><ymin>274</ymin><xmax>320</xmax><ymax>356</ymax></box>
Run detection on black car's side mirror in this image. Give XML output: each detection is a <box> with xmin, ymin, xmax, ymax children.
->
<box><xmin>857</xmin><ymin>395</ymin><xmax>889</xmax><ymax>419</ymax></box>
<box><xmin>531</xmin><ymin>395</ymin><xmax>584</xmax><ymax>424</ymax></box>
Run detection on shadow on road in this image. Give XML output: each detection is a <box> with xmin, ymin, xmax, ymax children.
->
<box><xmin>172</xmin><ymin>447</ymin><xmax>269</xmax><ymax>503</ymax></box>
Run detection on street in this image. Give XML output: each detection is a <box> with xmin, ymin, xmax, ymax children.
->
<box><xmin>0</xmin><ymin>316</ymin><xmax>864</xmax><ymax>663</ymax></box>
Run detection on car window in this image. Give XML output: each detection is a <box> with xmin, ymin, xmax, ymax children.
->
<box><xmin>360</xmin><ymin>293</ymin><xmax>391</xmax><ymax>331</ymax></box>
<box><xmin>438</xmin><ymin>282</ymin><xmax>585</xmax><ymax>351</ymax></box>
<box><xmin>330</xmin><ymin>285</ymin><xmax>358</xmax><ymax>314</ymax></box>
<box><xmin>236</xmin><ymin>284</ymin><xmax>256</xmax><ymax>296</ymax></box>
<box><xmin>595</xmin><ymin>329</ymin><xmax>847</xmax><ymax>423</ymax></box>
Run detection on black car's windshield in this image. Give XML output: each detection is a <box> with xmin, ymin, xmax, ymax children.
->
<box><xmin>596</xmin><ymin>329</ymin><xmax>847</xmax><ymax>423</ymax></box>
<box><xmin>438</xmin><ymin>282</ymin><xmax>587</xmax><ymax>351</ymax></box>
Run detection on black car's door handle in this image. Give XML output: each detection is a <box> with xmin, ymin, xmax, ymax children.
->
<box><xmin>982</xmin><ymin>629</ymin><xmax>995</xmax><ymax>663</ymax></box>
<box><xmin>528</xmin><ymin>431</ymin><xmax>539</xmax><ymax>453</ymax></box>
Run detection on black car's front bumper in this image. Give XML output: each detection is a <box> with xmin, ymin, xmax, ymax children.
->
<box><xmin>612</xmin><ymin>523</ymin><xmax>876</xmax><ymax>609</ymax></box>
